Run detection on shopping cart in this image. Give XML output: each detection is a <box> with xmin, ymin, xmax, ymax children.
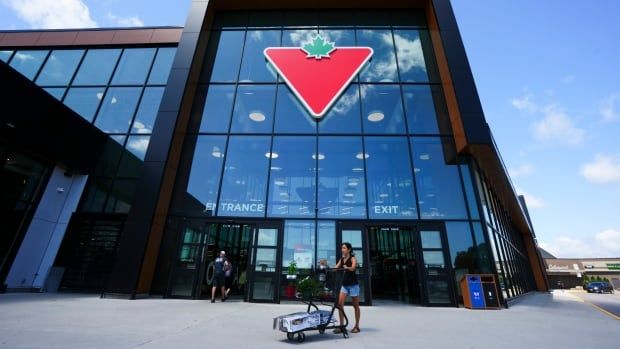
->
<box><xmin>273</xmin><ymin>268</ymin><xmax>349</xmax><ymax>343</ymax></box>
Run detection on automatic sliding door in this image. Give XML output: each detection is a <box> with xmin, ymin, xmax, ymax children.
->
<box><xmin>248</xmin><ymin>223</ymin><xmax>282</xmax><ymax>303</ymax></box>
<box><xmin>419</xmin><ymin>228</ymin><xmax>457</xmax><ymax>306</ymax></box>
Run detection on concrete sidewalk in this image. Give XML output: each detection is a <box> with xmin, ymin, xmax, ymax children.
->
<box><xmin>0</xmin><ymin>291</ymin><xmax>618</xmax><ymax>349</ymax></box>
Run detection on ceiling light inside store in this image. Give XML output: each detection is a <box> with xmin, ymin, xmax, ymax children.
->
<box><xmin>420</xmin><ymin>154</ymin><xmax>430</xmax><ymax>160</ymax></box>
<box><xmin>265</xmin><ymin>152</ymin><xmax>279</xmax><ymax>159</ymax></box>
<box><xmin>249</xmin><ymin>112</ymin><xmax>266</xmax><ymax>122</ymax></box>
<box><xmin>356</xmin><ymin>152</ymin><xmax>369</xmax><ymax>160</ymax></box>
<box><xmin>367</xmin><ymin>112</ymin><xmax>385</xmax><ymax>122</ymax></box>
<box><xmin>312</xmin><ymin>153</ymin><xmax>325</xmax><ymax>160</ymax></box>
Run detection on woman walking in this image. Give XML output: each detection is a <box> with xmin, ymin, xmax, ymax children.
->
<box><xmin>334</xmin><ymin>242</ymin><xmax>361</xmax><ymax>333</ymax></box>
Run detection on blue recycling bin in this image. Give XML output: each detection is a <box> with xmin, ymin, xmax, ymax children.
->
<box><xmin>461</xmin><ymin>275</ymin><xmax>486</xmax><ymax>309</ymax></box>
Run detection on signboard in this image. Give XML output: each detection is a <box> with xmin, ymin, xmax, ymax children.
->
<box><xmin>467</xmin><ymin>276</ymin><xmax>485</xmax><ymax>309</ymax></box>
<box><xmin>607</xmin><ymin>263</ymin><xmax>620</xmax><ymax>270</ymax></box>
<box><xmin>265</xmin><ymin>35</ymin><xmax>373</xmax><ymax>118</ymax></box>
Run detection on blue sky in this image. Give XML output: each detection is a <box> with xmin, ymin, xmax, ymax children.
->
<box><xmin>1</xmin><ymin>0</ymin><xmax>619</xmax><ymax>257</ymax></box>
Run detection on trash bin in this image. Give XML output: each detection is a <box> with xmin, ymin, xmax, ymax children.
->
<box><xmin>460</xmin><ymin>274</ymin><xmax>501</xmax><ymax>309</ymax></box>
<box><xmin>480</xmin><ymin>275</ymin><xmax>500</xmax><ymax>308</ymax></box>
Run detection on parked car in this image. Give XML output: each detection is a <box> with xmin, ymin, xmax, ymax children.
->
<box><xmin>585</xmin><ymin>282</ymin><xmax>614</xmax><ymax>294</ymax></box>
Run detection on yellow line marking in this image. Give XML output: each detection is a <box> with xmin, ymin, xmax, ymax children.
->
<box><xmin>569</xmin><ymin>292</ymin><xmax>620</xmax><ymax>321</ymax></box>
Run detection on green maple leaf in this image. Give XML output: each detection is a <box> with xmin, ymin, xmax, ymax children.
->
<box><xmin>301</xmin><ymin>35</ymin><xmax>336</xmax><ymax>59</ymax></box>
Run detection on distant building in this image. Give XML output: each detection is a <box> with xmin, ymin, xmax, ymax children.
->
<box><xmin>542</xmin><ymin>248</ymin><xmax>620</xmax><ymax>289</ymax></box>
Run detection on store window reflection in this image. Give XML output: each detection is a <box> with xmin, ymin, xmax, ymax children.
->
<box><xmin>365</xmin><ymin>137</ymin><xmax>417</xmax><ymax>219</ymax></box>
<box><xmin>274</xmin><ymin>85</ymin><xmax>316</xmax><ymax>134</ymax></box>
<box><xmin>282</xmin><ymin>221</ymin><xmax>315</xmax><ymax>270</ymax></box>
<box><xmin>318</xmin><ymin>137</ymin><xmax>366</xmax><ymax>218</ymax></box>
<box><xmin>319</xmin><ymin>85</ymin><xmax>361</xmax><ymax>134</ymax></box>
<box><xmin>361</xmin><ymin>84</ymin><xmax>406</xmax><ymax>134</ymax></box>
<box><xmin>410</xmin><ymin>137</ymin><xmax>467</xmax><ymax>219</ymax></box>
<box><xmin>357</xmin><ymin>29</ymin><xmax>398</xmax><ymax>82</ymax></box>
<box><xmin>393</xmin><ymin>30</ymin><xmax>428</xmax><ymax>83</ymax></box>
<box><xmin>185</xmin><ymin>136</ymin><xmax>227</xmax><ymax>216</ymax></box>
<box><xmin>239</xmin><ymin>30</ymin><xmax>280</xmax><ymax>83</ymax></box>
<box><xmin>36</xmin><ymin>49</ymin><xmax>84</xmax><ymax>86</ymax></box>
<box><xmin>230</xmin><ymin>85</ymin><xmax>276</xmax><ymax>133</ymax></box>
<box><xmin>218</xmin><ymin>136</ymin><xmax>270</xmax><ymax>217</ymax></box>
<box><xmin>268</xmin><ymin>136</ymin><xmax>316</xmax><ymax>218</ymax></box>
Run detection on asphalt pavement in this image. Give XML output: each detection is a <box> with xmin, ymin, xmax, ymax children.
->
<box><xmin>568</xmin><ymin>289</ymin><xmax>620</xmax><ymax>319</ymax></box>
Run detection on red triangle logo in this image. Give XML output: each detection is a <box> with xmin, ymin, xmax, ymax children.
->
<box><xmin>264</xmin><ymin>37</ymin><xmax>373</xmax><ymax>118</ymax></box>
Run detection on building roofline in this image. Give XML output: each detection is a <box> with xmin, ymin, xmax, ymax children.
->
<box><xmin>0</xmin><ymin>26</ymin><xmax>183</xmax><ymax>34</ymax></box>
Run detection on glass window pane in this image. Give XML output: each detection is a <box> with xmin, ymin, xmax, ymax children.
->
<box><xmin>132</xmin><ymin>87</ymin><xmax>164</xmax><ymax>134</ymax></box>
<box><xmin>472</xmin><ymin>222</ymin><xmax>492</xmax><ymax>273</ymax></box>
<box><xmin>422</xmin><ymin>250</ymin><xmax>445</xmax><ymax>266</ymax></box>
<box><xmin>282</xmin><ymin>221</ymin><xmax>315</xmax><ymax>269</ymax></box>
<box><xmin>446</xmin><ymin>222</ymin><xmax>476</xmax><ymax>297</ymax></box>
<box><xmin>63</xmin><ymin>87</ymin><xmax>105</xmax><ymax>122</ymax></box>
<box><xmin>218</xmin><ymin>136</ymin><xmax>270</xmax><ymax>217</ymax></box>
<box><xmin>43</xmin><ymin>88</ymin><xmax>65</xmax><ymax>101</ymax></box>
<box><xmin>183</xmin><ymin>136</ymin><xmax>226</xmax><ymax>215</ymax></box>
<box><xmin>208</xmin><ymin>31</ymin><xmax>245</xmax><ymax>82</ymax></box>
<box><xmin>318</xmin><ymin>137</ymin><xmax>366</xmax><ymax>218</ymax></box>
<box><xmin>460</xmin><ymin>163</ymin><xmax>480</xmax><ymax>219</ymax></box>
<box><xmin>361</xmin><ymin>84</ymin><xmax>406</xmax><ymax>134</ymax></box>
<box><xmin>117</xmin><ymin>136</ymin><xmax>150</xmax><ymax>177</ymax></box>
<box><xmin>268</xmin><ymin>136</ymin><xmax>316</xmax><ymax>218</ymax></box>
<box><xmin>365</xmin><ymin>137</ymin><xmax>417</xmax><ymax>219</ymax></box>
<box><xmin>393</xmin><ymin>30</ymin><xmax>429</xmax><ymax>82</ymax></box>
<box><xmin>105</xmin><ymin>179</ymin><xmax>137</xmax><ymax>213</ymax></box>
<box><xmin>35</xmin><ymin>50</ymin><xmax>84</xmax><ymax>86</ymax></box>
<box><xmin>198</xmin><ymin>85</ymin><xmax>235</xmax><ymax>133</ymax></box>
<box><xmin>9</xmin><ymin>50</ymin><xmax>48</xmax><ymax>80</ymax></box>
<box><xmin>239</xmin><ymin>30</ymin><xmax>280</xmax><ymax>83</ymax></box>
<box><xmin>411</xmin><ymin>137</ymin><xmax>468</xmax><ymax>219</ymax></box>
<box><xmin>318</xmin><ymin>221</ymin><xmax>336</xmax><ymax>266</ymax></box>
<box><xmin>257</xmin><ymin>228</ymin><xmax>278</xmax><ymax>246</ymax></box>
<box><xmin>94</xmin><ymin>87</ymin><xmax>142</xmax><ymax>133</ymax></box>
<box><xmin>0</xmin><ymin>50</ymin><xmax>13</xmax><ymax>62</ymax></box>
<box><xmin>420</xmin><ymin>230</ymin><xmax>442</xmax><ymax>249</ymax></box>
<box><xmin>230</xmin><ymin>85</ymin><xmax>275</xmax><ymax>133</ymax></box>
<box><xmin>274</xmin><ymin>84</ymin><xmax>316</xmax><ymax>134</ymax></box>
<box><xmin>403</xmin><ymin>85</ymin><xmax>439</xmax><ymax>134</ymax></box>
<box><xmin>254</xmin><ymin>250</ymin><xmax>277</xmax><ymax>273</ymax></box>
<box><xmin>80</xmin><ymin>178</ymin><xmax>112</xmax><ymax>212</ymax></box>
<box><xmin>93</xmin><ymin>136</ymin><xmax>125</xmax><ymax>176</ymax></box>
<box><xmin>282</xmin><ymin>29</ymin><xmax>317</xmax><ymax>47</ymax></box>
<box><xmin>319</xmin><ymin>84</ymin><xmax>361</xmax><ymax>134</ymax></box>
<box><xmin>111</xmin><ymin>48</ymin><xmax>156</xmax><ymax>85</ymax></box>
<box><xmin>357</xmin><ymin>29</ymin><xmax>397</xmax><ymax>82</ymax></box>
<box><xmin>148</xmin><ymin>47</ymin><xmax>176</xmax><ymax>85</ymax></box>
<box><xmin>284</xmin><ymin>11</ymin><xmax>318</xmax><ymax>29</ymax></box>
<box><xmin>73</xmin><ymin>49</ymin><xmax>121</xmax><ymax>85</ymax></box>
<box><xmin>317</xmin><ymin>29</ymin><xmax>356</xmax><ymax>47</ymax></box>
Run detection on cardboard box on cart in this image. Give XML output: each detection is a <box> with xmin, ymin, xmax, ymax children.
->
<box><xmin>273</xmin><ymin>311</ymin><xmax>328</xmax><ymax>333</ymax></box>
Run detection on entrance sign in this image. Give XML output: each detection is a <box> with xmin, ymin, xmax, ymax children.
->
<box><xmin>264</xmin><ymin>35</ymin><xmax>373</xmax><ymax>118</ymax></box>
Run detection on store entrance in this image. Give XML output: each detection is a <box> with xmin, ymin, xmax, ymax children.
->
<box><xmin>166</xmin><ymin>220</ymin><xmax>282</xmax><ymax>303</ymax></box>
<box><xmin>368</xmin><ymin>226</ymin><xmax>421</xmax><ymax>304</ymax></box>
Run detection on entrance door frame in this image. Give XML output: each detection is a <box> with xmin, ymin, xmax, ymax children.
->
<box><xmin>166</xmin><ymin>218</ymin><xmax>283</xmax><ymax>302</ymax></box>
<box><xmin>336</xmin><ymin>220</ymin><xmax>457</xmax><ymax>307</ymax></box>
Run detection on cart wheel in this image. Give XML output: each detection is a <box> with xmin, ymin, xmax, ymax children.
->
<box><xmin>318</xmin><ymin>328</ymin><xmax>325</xmax><ymax>334</ymax></box>
<box><xmin>287</xmin><ymin>333</ymin><xmax>295</xmax><ymax>341</ymax></box>
<box><xmin>343</xmin><ymin>330</ymin><xmax>349</xmax><ymax>339</ymax></box>
<box><xmin>297</xmin><ymin>332</ymin><xmax>306</xmax><ymax>342</ymax></box>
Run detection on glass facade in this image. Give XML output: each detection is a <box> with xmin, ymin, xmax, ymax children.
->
<box><xmin>3</xmin><ymin>46</ymin><xmax>176</xmax><ymax>214</ymax></box>
<box><xmin>163</xmin><ymin>10</ymin><xmax>525</xmax><ymax>305</ymax></box>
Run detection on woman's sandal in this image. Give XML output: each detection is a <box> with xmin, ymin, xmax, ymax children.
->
<box><xmin>333</xmin><ymin>327</ymin><xmax>343</xmax><ymax>334</ymax></box>
<box><xmin>351</xmin><ymin>327</ymin><xmax>360</xmax><ymax>333</ymax></box>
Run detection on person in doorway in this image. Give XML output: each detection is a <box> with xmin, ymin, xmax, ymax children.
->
<box><xmin>334</xmin><ymin>242</ymin><xmax>361</xmax><ymax>334</ymax></box>
<box><xmin>224</xmin><ymin>259</ymin><xmax>234</xmax><ymax>298</ymax></box>
<box><xmin>211</xmin><ymin>251</ymin><xmax>228</xmax><ymax>303</ymax></box>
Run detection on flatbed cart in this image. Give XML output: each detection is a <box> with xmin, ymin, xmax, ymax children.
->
<box><xmin>273</xmin><ymin>268</ymin><xmax>349</xmax><ymax>343</ymax></box>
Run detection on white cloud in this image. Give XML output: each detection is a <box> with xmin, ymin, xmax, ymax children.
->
<box><xmin>599</xmin><ymin>92</ymin><xmax>619</xmax><ymax>122</ymax></box>
<box><xmin>580</xmin><ymin>154</ymin><xmax>620</xmax><ymax>184</ymax></box>
<box><xmin>531</xmin><ymin>104</ymin><xmax>585</xmax><ymax>145</ymax></box>
<box><xmin>508</xmin><ymin>163</ymin><xmax>534</xmax><ymax>178</ymax></box>
<box><xmin>515</xmin><ymin>187</ymin><xmax>546</xmax><ymax>209</ymax></box>
<box><xmin>561</xmin><ymin>75</ymin><xmax>575</xmax><ymax>84</ymax></box>
<box><xmin>540</xmin><ymin>229</ymin><xmax>620</xmax><ymax>258</ymax></box>
<box><xmin>2</xmin><ymin>0</ymin><xmax>97</xmax><ymax>29</ymax></box>
<box><xmin>106</xmin><ymin>12</ymin><xmax>144</xmax><ymax>27</ymax></box>
<box><xmin>511</xmin><ymin>94</ymin><xmax>537</xmax><ymax>113</ymax></box>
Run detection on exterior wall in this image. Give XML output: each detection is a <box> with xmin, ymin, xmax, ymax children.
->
<box><xmin>5</xmin><ymin>166</ymin><xmax>87</xmax><ymax>290</ymax></box>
